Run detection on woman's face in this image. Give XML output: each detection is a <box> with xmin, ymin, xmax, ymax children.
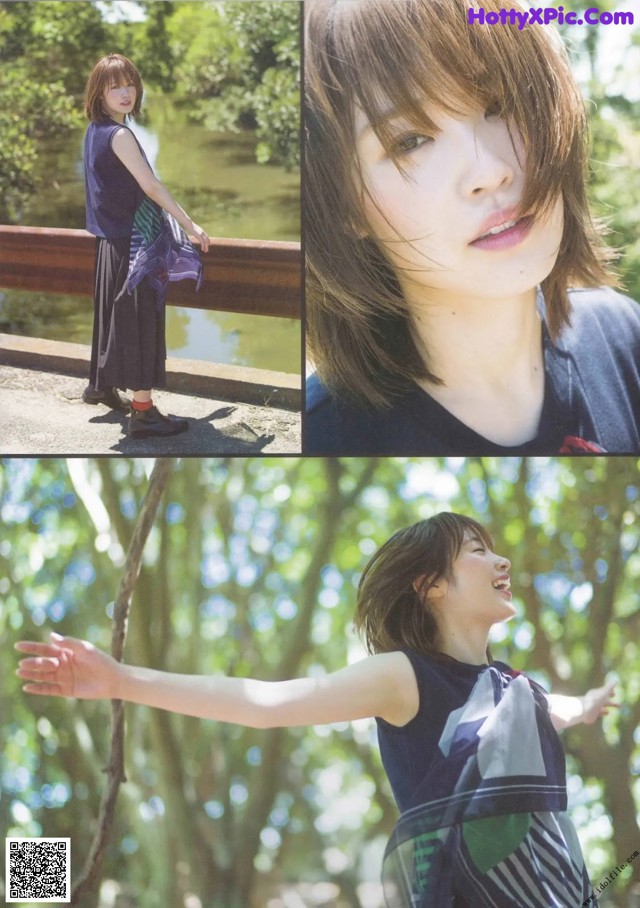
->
<box><xmin>354</xmin><ymin>102</ymin><xmax>564</xmax><ymax>308</ymax></box>
<box><xmin>431</xmin><ymin>532</ymin><xmax>517</xmax><ymax>628</ymax></box>
<box><xmin>102</xmin><ymin>79</ymin><xmax>137</xmax><ymax>122</ymax></box>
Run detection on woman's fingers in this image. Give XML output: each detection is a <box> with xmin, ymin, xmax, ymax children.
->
<box><xmin>21</xmin><ymin>682</ymin><xmax>63</xmax><ymax>697</ymax></box>
<box><xmin>603</xmin><ymin>681</ymin><xmax>619</xmax><ymax>708</ymax></box>
<box><xmin>15</xmin><ymin>634</ymin><xmax>78</xmax><ymax>655</ymax></box>
<box><xmin>16</xmin><ymin>654</ymin><xmax>63</xmax><ymax>690</ymax></box>
<box><xmin>15</xmin><ymin>636</ymin><xmax>76</xmax><ymax>697</ymax></box>
<box><xmin>15</xmin><ymin>641</ymin><xmax>61</xmax><ymax>657</ymax></box>
<box><xmin>17</xmin><ymin>655</ymin><xmax>60</xmax><ymax>672</ymax></box>
<box><xmin>189</xmin><ymin>223</ymin><xmax>210</xmax><ymax>252</ymax></box>
<box><xmin>17</xmin><ymin>664</ymin><xmax>63</xmax><ymax>693</ymax></box>
<box><xmin>50</xmin><ymin>632</ymin><xmax>86</xmax><ymax>649</ymax></box>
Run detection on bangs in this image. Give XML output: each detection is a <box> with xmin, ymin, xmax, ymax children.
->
<box><xmin>100</xmin><ymin>56</ymin><xmax>141</xmax><ymax>91</ymax></box>
<box><xmin>431</xmin><ymin>514</ymin><xmax>494</xmax><ymax>573</ymax></box>
<box><xmin>457</xmin><ymin>519</ymin><xmax>494</xmax><ymax>555</ymax></box>
<box><xmin>325</xmin><ymin>0</ymin><xmax>586</xmax><ymax>222</ymax></box>
<box><xmin>337</xmin><ymin>1</ymin><xmax>495</xmax><ymax>151</ymax></box>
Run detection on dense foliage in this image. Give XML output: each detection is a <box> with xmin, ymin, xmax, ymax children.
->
<box><xmin>0</xmin><ymin>0</ymin><xmax>300</xmax><ymax>222</ymax></box>
<box><xmin>163</xmin><ymin>2</ymin><xmax>300</xmax><ymax>168</ymax></box>
<box><xmin>0</xmin><ymin>1</ymin><xmax>107</xmax><ymax>221</ymax></box>
<box><xmin>1</xmin><ymin>456</ymin><xmax>639</xmax><ymax>908</ymax></box>
<box><xmin>559</xmin><ymin>0</ymin><xmax>640</xmax><ymax>302</ymax></box>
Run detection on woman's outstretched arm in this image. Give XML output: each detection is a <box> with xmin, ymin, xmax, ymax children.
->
<box><xmin>547</xmin><ymin>679</ymin><xmax>618</xmax><ymax>730</ymax></box>
<box><xmin>15</xmin><ymin>633</ymin><xmax>419</xmax><ymax>730</ymax></box>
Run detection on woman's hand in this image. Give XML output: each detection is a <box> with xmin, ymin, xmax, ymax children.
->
<box><xmin>188</xmin><ymin>222</ymin><xmax>210</xmax><ymax>253</ymax></box>
<box><xmin>15</xmin><ymin>633</ymin><xmax>121</xmax><ymax>700</ymax></box>
<box><xmin>547</xmin><ymin>679</ymin><xmax>619</xmax><ymax>730</ymax></box>
<box><xmin>110</xmin><ymin>129</ymin><xmax>211</xmax><ymax>254</ymax></box>
<box><xmin>580</xmin><ymin>679</ymin><xmax>619</xmax><ymax>725</ymax></box>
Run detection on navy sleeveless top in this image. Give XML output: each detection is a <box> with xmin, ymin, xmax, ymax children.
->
<box><xmin>84</xmin><ymin>119</ymin><xmax>147</xmax><ymax>239</ymax></box>
<box><xmin>375</xmin><ymin>650</ymin><xmax>517</xmax><ymax>813</ymax></box>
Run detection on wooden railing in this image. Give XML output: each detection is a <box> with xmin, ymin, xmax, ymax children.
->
<box><xmin>0</xmin><ymin>225</ymin><xmax>301</xmax><ymax>319</ymax></box>
<box><xmin>0</xmin><ymin>224</ymin><xmax>301</xmax><ymax>409</ymax></box>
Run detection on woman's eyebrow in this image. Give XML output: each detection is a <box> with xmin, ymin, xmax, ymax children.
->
<box><xmin>356</xmin><ymin>105</ymin><xmax>443</xmax><ymax>142</ymax></box>
<box><xmin>354</xmin><ymin>104</ymin><xmax>404</xmax><ymax>140</ymax></box>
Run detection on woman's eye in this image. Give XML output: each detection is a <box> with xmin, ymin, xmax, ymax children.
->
<box><xmin>391</xmin><ymin>133</ymin><xmax>431</xmax><ymax>155</ymax></box>
<box><xmin>485</xmin><ymin>102</ymin><xmax>504</xmax><ymax>119</ymax></box>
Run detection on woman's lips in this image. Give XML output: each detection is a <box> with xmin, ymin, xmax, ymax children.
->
<box><xmin>469</xmin><ymin>216</ymin><xmax>533</xmax><ymax>251</ymax></box>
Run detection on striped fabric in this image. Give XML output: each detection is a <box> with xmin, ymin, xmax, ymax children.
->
<box><xmin>382</xmin><ymin>667</ymin><xmax>596</xmax><ymax>908</ymax></box>
<box><xmin>126</xmin><ymin>196</ymin><xmax>203</xmax><ymax>307</ymax></box>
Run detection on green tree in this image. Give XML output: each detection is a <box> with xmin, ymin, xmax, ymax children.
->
<box><xmin>0</xmin><ymin>1</ymin><xmax>109</xmax><ymax>221</ymax></box>
<box><xmin>112</xmin><ymin>1</ymin><xmax>176</xmax><ymax>92</ymax></box>
<box><xmin>559</xmin><ymin>0</ymin><xmax>640</xmax><ymax>302</ymax></box>
<box><xmin>165</xmin><ymin>1</ymin><xmax>300</xmax><ymax>169</ymax></box>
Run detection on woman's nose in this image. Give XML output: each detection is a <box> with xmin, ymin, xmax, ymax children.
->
<box><xmin>457</xmin><ymin>123</ymin><xmax>515</xmax><ymax>197</ymax></box>
<box><xmin>495</xmin><ymin>555</ymin><xmax>511</xmax><ymax>571</ymax></box>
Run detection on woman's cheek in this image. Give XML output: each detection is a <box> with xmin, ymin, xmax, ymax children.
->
<box><xmin>362</xmin><ymin>183</ymin><xmax>422</xmax><ymax>243</ymax></box>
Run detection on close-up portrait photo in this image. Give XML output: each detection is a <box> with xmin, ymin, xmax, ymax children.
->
<box><xmin>304</xmin><ymin>0</ymin><xmax>640</xmax><ymax>456</ymax></box>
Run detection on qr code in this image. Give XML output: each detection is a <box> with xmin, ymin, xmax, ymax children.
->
<box><xmin>5</xmin><ymin>838</ymin><xmax>71</xmax><ymax>903</ymax></box>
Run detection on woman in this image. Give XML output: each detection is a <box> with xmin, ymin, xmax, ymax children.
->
<box><xmin>304</xmin><ymin>0</ymin><xmax>640</xmax><ymax>454</ymax></box>
<box><xmin>16</xmin><ymin>512</ymin><xmax>615</xmax><ymax>907</ymax></box>
<box><xmin>82</xmin><ymin>54</ymin><xmax>210</xmax><ymax>439</ymax></box>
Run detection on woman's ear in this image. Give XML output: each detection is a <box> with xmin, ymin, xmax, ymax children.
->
<box><xmin>413</xmin><ymin>574</ymin><xmax>447</xmax><ymax>602</ymax></box>
<box><xmin>427</xmin><ymin>580</ymin><xmax>446</xmax><ymax>601</ymax></box>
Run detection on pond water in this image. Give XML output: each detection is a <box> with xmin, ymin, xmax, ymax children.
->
<box><xmin>3</xmin><ymin>94</ymin><xmax>301</xmax><ymax>374</ymax></box>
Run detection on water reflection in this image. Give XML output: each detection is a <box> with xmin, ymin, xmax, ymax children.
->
<box><xmin>10</xmin><ymin>95</ymin><xmax>300</xmax><ymax>373</ymax></box>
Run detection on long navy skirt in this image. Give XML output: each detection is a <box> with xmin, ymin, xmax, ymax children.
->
<box><xmin>89</xmin><ymin>236</ymin><xmax>166</xmax><ymax>392</ymax></box>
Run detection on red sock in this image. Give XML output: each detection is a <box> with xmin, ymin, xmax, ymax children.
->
<box><xmin>132</xmin><ymin>399</ymin><xmax>153</xmax><ymax>412</ymax></box>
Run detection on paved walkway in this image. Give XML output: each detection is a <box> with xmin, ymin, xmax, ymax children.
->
<box><xmin>0</xmin><ymin>365</ymin><xmax>300</xmax><ymax>455</ymax></box>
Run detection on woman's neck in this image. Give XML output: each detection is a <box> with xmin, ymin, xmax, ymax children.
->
<box><xmin>435</xmin><ymin>625</ymin><xmax>491</xmax><ymax>666</ymax></box>
<box><xmin>408</xmin><ymin>287</ymin><xmax>544</xmax><ymax>445</ymax></box>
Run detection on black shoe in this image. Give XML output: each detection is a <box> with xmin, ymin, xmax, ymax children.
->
<box><xmin>129</xmin><ymin>405</ymin><xmax>189</xmax><ymax>438</ymax></box>
<box><xmin>83</xmin><ymin>385</ymin><xmax>131</xmax><ymax>412</ymax></box>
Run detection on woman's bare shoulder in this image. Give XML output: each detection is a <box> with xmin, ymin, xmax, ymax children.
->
<box><xmin>369</xmin><ymin>650</ymin><xmax>420</xmax><ymax>727</ymax></box>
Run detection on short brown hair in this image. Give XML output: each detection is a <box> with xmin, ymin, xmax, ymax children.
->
<box><xmin>305</xmin><ymin>0</ymin><xmax>616</xmax><ymax>409</ymax></box>
<box><xmin>354</xmin><ymin>512</ymin><xmax>494</xmax><ymax>659</ymax></box>
<box><xmin>84</xmin><ymin>54</ymin><xmax>143</xmax><ymax>122</ymax></box>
